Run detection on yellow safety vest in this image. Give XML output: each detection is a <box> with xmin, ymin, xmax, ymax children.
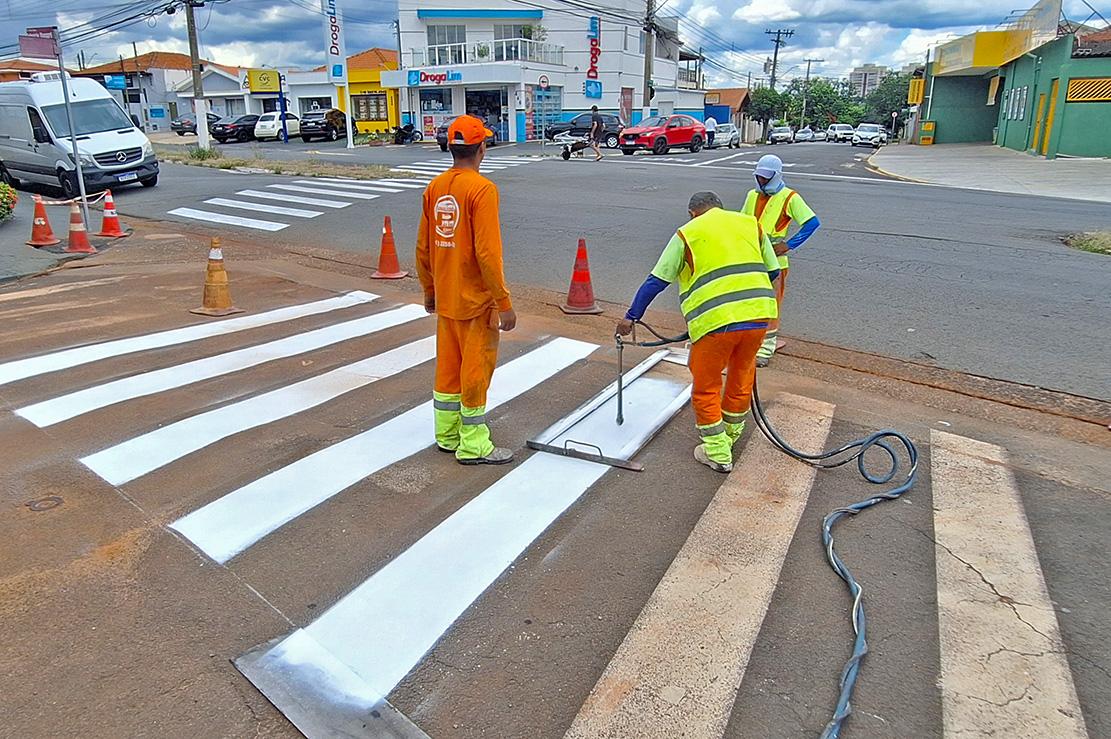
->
<box><xmin>676</xmin><ymin>208</ymin><xmax>778</xmax><ymax>343</ymax></box>
<box><xmin>742</xmin><ymin>187</ymin><xmax>798</xmax><ymax>270</ymax></box>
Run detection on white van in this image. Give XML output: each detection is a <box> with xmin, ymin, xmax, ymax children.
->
<box><xmin>0</xmin><ymin>72</ymin><xmax>158</xmax><ymax>197</ymax></box>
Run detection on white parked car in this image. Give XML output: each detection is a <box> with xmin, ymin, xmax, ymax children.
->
<box><xmin>827</xmin><ymin>123</ymin><xmax>854</xmax><ymax>142</ymax></box>
<box><xmin>254</xmin><ymin>111</ymin><xmax>300</xmax><ymax>141</ymax></box>
<box><xmin>852</xmin><ymin>123</ymin><xmax>888</xmax><ymax>148</ymax></box>
<box><xmin>812</xmin><ymin>128</ymin><xmax>827</xmax><ymax>141</ymax></box>
<box><xmin>768</xmin><ymin>126</ymin><xmax>793</xmax><ymax>144</ymax></box>
<box><xmin>708</xmin><ymin>123</ymin><xmax>741</xmax><ymax>148</ymax></box>
<box><xmin>793</xmin><ymin>126</ymin><xmax>814</xmax><ymax>142</ymax></box>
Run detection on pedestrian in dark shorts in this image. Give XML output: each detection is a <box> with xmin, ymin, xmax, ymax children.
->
<box><xmin>589</xmin><ymin>105</ymin><xmax>604</xmax><ymax>161</ymax></box>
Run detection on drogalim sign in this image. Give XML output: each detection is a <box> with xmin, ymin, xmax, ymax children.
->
<box><xmin>321</xmin><ymin>0</ymin><xmax>347</xmax><ymax>85</ymax></box>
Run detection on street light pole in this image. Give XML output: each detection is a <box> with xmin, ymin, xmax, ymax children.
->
<box><xmin>799</xmin><ymin>57</ymin><xmax>823</xmax><ymax>130</ymax></box>
<box><xmin>642</xmin><ymin>0</ymin><xmax>654</xmax><ymax>122</ymax></box>
<box><xmin>185</xmin><ymin>0</ymin><xmax>211</xmax><ymax>150</ymax></box>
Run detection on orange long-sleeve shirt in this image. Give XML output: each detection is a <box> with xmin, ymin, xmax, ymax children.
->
<box><xmin>415</xmin><ymin>168</ymin><xmax>512</xmax><ymax>320</ymax></box>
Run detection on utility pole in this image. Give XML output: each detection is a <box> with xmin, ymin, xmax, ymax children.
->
<box><xmin>642</xmin><ymin>0</ymin><xmax>655</xmax><ymax>121</ymax></box>
<box><xmin>132</xmin><ymin>40</ymin><xmax>149</xmax><ymax>132</ymax></box>
<box><xmin>799</xmin><ymin>57</ymin><xmax>822</xmax><ymax>129</ymax></box>
<box><xmin>764</xmin><ymin>28</ymin><xmax>793</xmax><ymax>91</ymax></box>
<box><xmin>393</xmin><ymin>20</ymin><xmax>408</xmax><ymax>124</ymax></box>
<box><xmin>185</xmin><ymin>0</ymin><xmax>211</xmax><ymax>149</ymax></box>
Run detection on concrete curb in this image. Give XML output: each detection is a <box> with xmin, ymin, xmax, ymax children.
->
<box><xmin>865</xmin><ymin>153</ymin><xmax>931</xmax><ymax>184</ymax></box>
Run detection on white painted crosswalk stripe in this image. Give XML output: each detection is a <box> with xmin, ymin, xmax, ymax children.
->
<box><xmin>377</xmin><ymin>179</ymin><xmax>431</xmax><ymax>187</ymax></box>
<box><xmin>0</xmin><ymin>291</ymin><xmax>377</xmax><ymax>387</ymax></box>
<box><xmin>170</xmin><ymin>337</ymin><xmax>597</xmax><ymax>564</ymax></box>
<box><xmin>391</xmin><ymin>166</ymin><xmax>449</xmax><ymax>175</ymax></box>
<box><xmin>81</xmin><ymin>336</ymin><xmax>437</xmax><ymax>486</ymax></box>
<box><xmin>931</xmin><ymin>431</ymin><xmax>1088</xmax><ymax>738</ymax></box>
<box><xmin>204</xmin><ymin>198</ymin><xmax>322</xmax><ymax>218</ymax></box>
<box><xmin>167</xmin><ymin>207</ymin><xmax>288</xmax><ymax>231</ymax></box>
<box><xmin>308</xmin><ymin>179</ymin><xmax>405</xmax><ymax>193</ymax></box>
<box><xmin>16</xmin><ymin>304</ymin><xmax>427</xmax><ymax>428</ymax></box>
<box><xmin>267</xmin><ymin>184</ymin><xmax>379</xmax><ymax>200</ymax></box>
<box><xmin>237</xmin><ymin>190</ymin><xmax>352</xmax><ymax>208</ymax></box>
<box><xmin>566</xmin><ymin>393</ymin><xmax>835</xmax><ymax>739</ymax></box>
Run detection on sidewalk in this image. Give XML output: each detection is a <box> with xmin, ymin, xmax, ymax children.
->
<box><xmin>870</xmin><ymin>143</ymin><xmax>1111</xmax><ymax>203</ymax></box>
<box><xmin>0</xmin><ymin>194</ymin><xmax>65</xmax><ymax>282</ymax></box>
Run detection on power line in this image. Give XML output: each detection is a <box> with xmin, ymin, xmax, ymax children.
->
<box><xmin>764</xmin><ymin>27</ymin><xmax>793</xmax><ymax>90</ymax></box>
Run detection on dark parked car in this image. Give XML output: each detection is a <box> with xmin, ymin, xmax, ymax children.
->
<box><xmin>300</xmin><ymin>109</ymin><xmax>348</xmax><ymax>142</ymax></box>
<box><xmin>544</xmin><ymin>112</ymin><xmax>623</xmax><ymax>148</ymax></box>
<box><xmin>435</xmin><ymin>123</ymin><xmax>497</xmax><ymax>152</ymax></box>
<box><xmin>210</xmin><ymin>114</ymin><xmax>260</xmax><ymax>143</ymax></box>
<box><xmin>170</xmin><ymin>112</ymin><xmax>220</xmax><ymax>136</ymax></box>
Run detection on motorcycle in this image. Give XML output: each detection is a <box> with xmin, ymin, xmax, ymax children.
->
<box><xmin>392</xmin><ymin>124</ymin><xmax>424</xmax><ymax>145</ymax></box>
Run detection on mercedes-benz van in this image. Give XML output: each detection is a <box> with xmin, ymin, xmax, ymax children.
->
<box><xmin>0</xmin><ymin>72</ymin><xmax>158</xmax><ymax>197</ymax></box>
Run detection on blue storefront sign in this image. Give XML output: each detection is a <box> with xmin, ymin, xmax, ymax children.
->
<box><xmin>149</xmin><ymin>107</ymin><xmax>166</xmax><ymax>119</ymax></box>
<box><xmin>103</xmin><ymin>74</ymin><xmax>126</xmax><ymax>90</ymax></box>
<box><xmin>584</xmin><ymin>79</ymin><xmax>602</xmax><ymax>99</ymax></box>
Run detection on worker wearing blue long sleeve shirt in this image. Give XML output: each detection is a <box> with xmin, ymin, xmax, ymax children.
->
<box><xmin>741</xmin><ymin>154</ymin><xmax>821</xmax><ymax>366</ymax></box>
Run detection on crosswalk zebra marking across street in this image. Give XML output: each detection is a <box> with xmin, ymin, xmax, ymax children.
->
<box><xmin>1</xmin><ymin>277</ymin><xmax>1102</xmax><ymax>738</ymax></box>
<box><xmin>162</xmin><ymin>157</ymin><xmax>544</xmax><ymax>233</ymax></box>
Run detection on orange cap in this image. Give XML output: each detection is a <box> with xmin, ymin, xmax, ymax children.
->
<box><xmin>447</xmin><ymin>115</ymin><xmax>494</xmax><ymax>146</ymax></box>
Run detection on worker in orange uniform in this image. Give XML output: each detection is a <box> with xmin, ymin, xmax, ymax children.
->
<box><xmin>741</xmin><ymin>154</ymin><xmax>821</xmax><ymax>366</ymax></box>
<box><xmin>617</xmin><ymin>191</ymin><xmax>781</xmax><ymax>473</ymax></box>
<box><xmin>416</xmin><ymin>115</ymin><xmax>517</xmax><ymax>466</ymax></box>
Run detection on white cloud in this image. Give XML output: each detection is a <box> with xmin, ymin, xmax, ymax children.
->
<box><xmin>733</xmin><ymin>0</ymin><xmax>802</xmax><ymax>23</ymax></box>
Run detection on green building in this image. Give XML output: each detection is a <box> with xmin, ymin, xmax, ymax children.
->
<box><xmin>917</xmin><ymin>22</ymin><xmax>1111</xmax><ymax>159</ymax></box>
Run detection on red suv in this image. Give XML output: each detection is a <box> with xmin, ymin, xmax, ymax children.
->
<box><xmin>620</xmin><ymin>115</ymin><xmax>707</xmax><ymax>155</ymax></box>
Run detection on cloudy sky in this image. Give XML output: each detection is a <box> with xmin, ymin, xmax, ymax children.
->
<box><xmin>1</xmin><ymin>0</ymin><xmax>1104</xmax><ymax>84</ymax></box>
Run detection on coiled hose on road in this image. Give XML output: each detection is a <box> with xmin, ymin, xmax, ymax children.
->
<box><xmin>619</xmin><ymin>321</ymin><xmax>920</xmax><ymax>738</ymax></box>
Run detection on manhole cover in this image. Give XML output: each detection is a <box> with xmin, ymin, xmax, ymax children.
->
<box><xmin>26</xmin><ymin>496</ymin><xmax>63</xmax><ymax>512</ymax></box>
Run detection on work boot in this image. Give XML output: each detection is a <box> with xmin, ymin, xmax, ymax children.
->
<box><xmin>756</xmin><ymin>356</ymin><xmax>770</xmax><ymax>368</ymax></box>
<box><xmin>457</xmin><ymin>447</ymin><xmax>515</xmax><ymax>466</ymax></box>
<box><xmin>694</xmin><ymin>445</ymin><xmax>733</xmax><ymax>473</ymax></box>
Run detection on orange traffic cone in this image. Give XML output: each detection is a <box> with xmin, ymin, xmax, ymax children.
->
<box><xmin>560</xmin><ymin>238</ymin><xmax>603</xmax><ymax>315</ymax></box>
<box><xmin>190</xmin><ymin>237</ymin><xmax>244</xmax><ymax>317</ymax></box>
<box><xmin>63</xmin><ymin>202</ymin><xmax>96</xmax><ymax>254</ymax></box>
<box><xmin>96</xmin><ymin>190</ymin><xmax>130</xmax><ymax>238</ymax></box>
<box><xmin>26</xmin><ymin>195</ymin><xmax>60</xmax><ymax>247</ymax></box>
<box><xmin>372</xmin><ymin>216</ymin><xmax>407</xmax><ymax>279</ymax></box>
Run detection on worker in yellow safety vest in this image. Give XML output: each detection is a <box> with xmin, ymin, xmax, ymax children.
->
<box><xmin>617</xmin><ymin>191</ymin><xmax>782</xmax><ymax>473</ymax></box>
<box><xmin>741</xmin><ymin>154</ymin><xmax>821</xmax><ymax>366</ymax></box>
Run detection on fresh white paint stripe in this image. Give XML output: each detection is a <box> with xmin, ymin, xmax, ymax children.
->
<box><xmin>931</xmin><ymin>431</ymin><xmax>1088</xmax><ymax>738</ymax></box>
<box><xmin>390</xmin><ymin>167</ymin><xmax>449</xmax><ymax>175</ymax></box>
<box><xmin>16</xmin><ymin>304</ymin><xmax>426</xmax><ymax>428</ymax></box>
<box><xmin>565</xmin><ymin>393</ymin><xmax>835</xmax><ymax>738</ymax></box>
<box><xmin>82</xmin><ymin>336</ymin><xmax>436</xmax><ymax>486</ymax></box>
<box><xmin>370</xmin><ymin>180</ymin><xmax>427</xmax><ymax>188</ymax></box>
<box><xmin>204</xmin><ymin>198</ymin><xmax>322</xmax><ymax>218</ymax></box>
<box><xmin>691</xmin><ymin>151</ymin><xmax>752</xmax><ymax>167</ymax></box>
<box><xmin>267</xmin><ymin>184</ymin><xmax>379</xmax><ymax>200</ymax></box>
<box><xmin>237</xmin><ymin>189</ymin><xmax>352</xmax><ymax>208</ymax></box>
<box><xmin>0</xmin><ymin>291</ymin><xmax>377</xmax><ymax>387</ymax></box>
<box><xmin>307</xmin><ymin>179</ymin><xmax>405</xmax><ymax>193</ymax></box>
<box><xmin>170</xmin><ymin>337</ymin><xmax>596</xmax><ymax>564</ymax></box>
<box><xmin>268</xmin><ymin>453</ymin><xmax>608</xmax><ymax>700</ymax></box>
<box><xmin>167</xmin><ymin>207</ymin><xmax>288</xmax><ymax>231</ymax></box>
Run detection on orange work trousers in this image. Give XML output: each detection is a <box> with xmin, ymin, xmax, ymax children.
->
<box><xmin>688</xmin><ymin>327</ymin><xmax>767</xmax><ymax>427</ymax></box>
<box><xmin>434</xmin><ymin>311</ymin><xmax>500</xmax><ymax>409</ymax></box>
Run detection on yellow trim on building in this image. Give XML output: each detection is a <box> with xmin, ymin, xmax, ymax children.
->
<box><xmin>1066</xmin><ymin>77</ymin><xmax>1111</xmax><ymax>102</ymax></box>
<box><xmin>336</xmin><ymin>64</ymin><xmax>400</xmax><ymax>134</ymax></box>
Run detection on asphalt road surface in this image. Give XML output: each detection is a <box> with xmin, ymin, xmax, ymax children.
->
<box><xmin>2</xmin><ymin>263</ymin><xmax>1108</xmax><ymax>739</ymax></box>
<box><xmin>105</xmin><ymin>142</ymin><xmax>1111</xmax><ymax>400</ymax></box>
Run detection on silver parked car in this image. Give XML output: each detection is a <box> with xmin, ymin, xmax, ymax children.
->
<box><xmin>768</xmin><ymin>125</ymin><xmax>793</xmax><ymax>144</ymax></box>
<box><xmin>793</xmin><ymin>126</ymin><xmax>815</xmax><ymax>142</ymax></box>
<box><xmin>708</xmin><ymin>122</ymin><xmax>741</xmax><ymax>148</ymax></box>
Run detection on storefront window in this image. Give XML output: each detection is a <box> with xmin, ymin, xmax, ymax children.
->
<box><xmin>495</xmin><ymin>24</ymin><xmax>528</xmax><ymax>40</ymax></box>
<box><xmin>352</xmin><ymin>93</ymin><xmax>389</xmax><ymax>122</ymax></box>
<box><xmin>420</xmin><ymin>88</ymin><xmax>451</xmax><ymax>113</ymax></box>
<box><xmin>299</xmin><ymin>96</ymin><xmax>334</xmax><ymax>114</ymax></box>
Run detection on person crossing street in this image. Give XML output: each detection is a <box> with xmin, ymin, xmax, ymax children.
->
<box><xmin>617</xmin><ymin>192</ymin><xmax>781</xmax><ymax>473</ymax></box>
<box><xmin>704</xmin><ymin>115</ymin><xmax>717</xmax><ymax>148</ymax></box>
<box><xmin>416</xmin><ymin>115</ymin><xmax>518</xmax><ymax>466</ymax></box>
<box><xmin>741</xmin><ymin>154</ymin><xmax>821</xmax><ymax>366</ymax></box>
<box><xmin>589</xmin><ymin>105</ymin><xmax>604</xmax><ymax>162</ymax></box>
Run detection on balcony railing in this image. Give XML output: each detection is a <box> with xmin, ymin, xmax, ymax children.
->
<box><xmin>678</xmin><ymin>67</ymin><xmax>701</xmax><ymax>89</ymax></box>
<box><xmin>407</xmin><ymin>38</ymin><xmax>565</xmax><ymax>68</ymax></box>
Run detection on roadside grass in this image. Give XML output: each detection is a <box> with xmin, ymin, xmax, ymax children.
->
<box><xmin>154</xmin><ymin>143</ymin><xmax>396</xmax><ymax>180</ymax></box>
<box><xmin>1064</xmin><ymin>232</ymin><xmax>1111</xmax><ymax>255</ymax></box>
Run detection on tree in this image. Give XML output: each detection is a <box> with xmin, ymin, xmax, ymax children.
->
<box><xmin>865</xmin><ymin>73</ymin><xmax>910</xmax><ymax>125</ymax></box>
<box><xmin>747</xmin><ymin>87</ymin><xmax>783</xmax><ymax>125</ymax></box>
